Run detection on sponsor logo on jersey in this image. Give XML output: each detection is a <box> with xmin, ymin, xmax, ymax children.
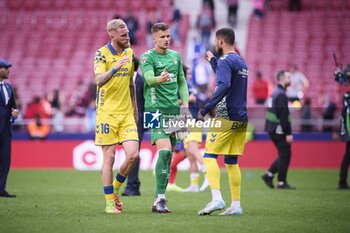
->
<box><xmin>141</xmin><ymin>57</ymin><xmax>148</xmax><ymax>64</ymax></box>
<box><xmin>238</xmin><ymin>68</ymin><xmax>248</xmax><ymax>78</ymax></box>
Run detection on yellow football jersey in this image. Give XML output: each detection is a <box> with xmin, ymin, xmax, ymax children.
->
<box><xmin>94</xmin><ymin>42</ymin><xmax>134</xmax><ymax>115</ymax></box>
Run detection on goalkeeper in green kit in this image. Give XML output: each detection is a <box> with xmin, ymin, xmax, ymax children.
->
<box><xmin>140</xmin><ymin>22</ymin><xmax>189</xmax><ymax>213</ymax></box>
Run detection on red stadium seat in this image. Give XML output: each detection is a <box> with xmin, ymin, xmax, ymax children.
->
<box><xmin>246</xmin><ymin>3</ymin><xmax>350</xmax><ymax>107</ymax></box>
<box><xmin>98</xmin><ymin>0</ymin><xmax>115</xmax><ymax>10</ymax></box>
<box><xmin>38</xmin><ymin>0</ymin><xmax>54</xmax><ymax>10</ymax></box>
<box><xmin>24</xmin><ymin>0</ymin><xmax>37</xmax><ymax>11</ymax></box>
<box><xmin>84</xmin><ymin>0</ymin><xmax>98</xmax><ymax>10</ymax></box>
<box><xmin>6</xmin><ymin>0</ymin><xmax>23</xmax><ymax>11</ymax></box>
<box><xmin>130</xmin><ymin>0</ymin><xmax>143</xmax><ymax>12</ymax></box>
<box><xmin>146</xmin><ymin>0</ymin><xmax>158</xmax><ymax>11</ymax></box>
<box><xmin>68</xmin><ymin>0</ymin><xmax>83</xmax><ymax>10</ymax></box>
<box><xmin>3</xmin><ymin>0</ymin><xmax>189</xmax><ymax>112</ymax></box>
<box><xmin>53</xmin><ymin>0</ymin><xmax>68</xmax><ymax>10</ymax></box>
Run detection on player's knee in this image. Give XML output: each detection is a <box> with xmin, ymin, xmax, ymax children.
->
<box><xmin>126</xmin><ymin>150</ymin><xmax>139</xmax><ymax>163</ymax></box>
<box><xmin>103</xmin><ymin>146</ymin><xmax>116</xmax><ymax>160</ymax></box>
<box><xmin>103</xmin><ymin>154</ymin><xmax>115</xmax><ymax>166</ymax></box>
<box><xmin>159</xmin><ymin>154</ymin><xmax>169</xmax><ymax>163</ymax></box>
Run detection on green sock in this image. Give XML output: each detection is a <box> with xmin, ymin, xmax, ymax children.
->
<box><xmin>165</xmin><ymin>151</ymin><xmax>172</xmax><ymax>190</ymax></box>
<box><xmin>156</xmin><ymin>149</ymin><xmax>172</xmax><ymax>196</ymax></box>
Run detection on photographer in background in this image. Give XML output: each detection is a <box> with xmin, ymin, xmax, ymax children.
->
<box><xmin>335</xmin><ymin>64</ymin><xmax>350</xmax><ymax>85</ymax></box>
<box><xmin>338</xmin><ymin>92</ymin><xmax>350</xmax><ymax>189</ymax></box>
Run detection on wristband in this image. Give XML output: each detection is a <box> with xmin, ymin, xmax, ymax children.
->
<box><xmin>111</xmin><ymin>67</ymin><xmax>117</xmax><ymax>74</ymax></box>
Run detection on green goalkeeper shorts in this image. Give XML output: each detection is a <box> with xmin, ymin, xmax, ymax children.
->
<box><xmin>150</xmin><ymin>128</ymin><xmax>178</xmax><ymax>147</ymax></box>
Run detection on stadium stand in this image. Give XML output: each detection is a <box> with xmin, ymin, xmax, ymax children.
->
<box><xmin>1</xmin><ymin>0</ymin><xmax>189</xmax><ymax>110</ymax></box>
<box><xmin>2</xmin><ymin>0</ymin><xmax>346</xmax><ymax>133</ymax></box>
<box><xmin>246</xmin><ymin>0</ymin><xmax>350</xmax><ymax>109</ymax></box>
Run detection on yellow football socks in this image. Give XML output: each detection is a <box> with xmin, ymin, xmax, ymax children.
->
<box><xmin>113</xmin><ymin>173</ymin><xmax>126</xmax><ymax>194</ymax></box>
<box><xmin>105</xmin><ymin>194</ymin><xmax>114</xmax><ymax>201</ymax></box>
<box><xmin>203</xmin><ymin>157</ymin><xmax>221</xmax><ymax>190</ymax></box>
<box><xmin>225</xmin><ymin>163</ymin><xmax>241</xmax><ymax>200</ymax></box>
<box><xmin>113</xmin><ymin>179</ymin><xmax>121</xmax><ymax>194</ymax></box>
<box><xmin>190</xmin><ymin>173</ymin><xmax>200</xmax><ymax>186</ymax></box>
<box><xmin>104</xmin><ymin>186</ymin><xmax>114</xmax><ymax>201</ymax></box>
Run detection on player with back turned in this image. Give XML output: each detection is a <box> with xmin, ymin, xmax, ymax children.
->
<box><xmin>197</xmin><ymin>27</ymin><xmax>248</xmax><ymax>216</ymax></box>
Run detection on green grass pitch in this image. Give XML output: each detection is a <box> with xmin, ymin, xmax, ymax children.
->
<box><xmin>0</xmin><ymin>170</ymin><xmax>349</xmax><ymax>233</ymax></box>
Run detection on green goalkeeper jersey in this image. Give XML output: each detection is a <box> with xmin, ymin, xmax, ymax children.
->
<box><xmin>140</xmin><ymin>49</ymin><xmax>185</xmax><ymax>115</ymax></box>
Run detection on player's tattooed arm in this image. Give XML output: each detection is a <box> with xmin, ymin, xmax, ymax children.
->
<box><xmin>95</xmin><ymin>56</ymin><xmax>130</xmax><ymax>87</ymax></box>
<box><xmin>95</xmin><ymin>70</ymin><xmax>115</xmax><ymax>87</ymax></box>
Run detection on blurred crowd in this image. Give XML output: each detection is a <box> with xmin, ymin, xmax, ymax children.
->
<box><xmin>10</xmin><ymin>0</ymin><xmax>340</xmax><ymax>138</ymax></box>
<box><xmin>13</xmin><ymin>80</ymin><xmax>96</xmax><ymax>138</ymax></box>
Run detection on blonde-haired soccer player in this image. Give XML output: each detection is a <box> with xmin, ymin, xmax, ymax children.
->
<box><xmin>94</xmin><ymin>19</ymin><xmax>139</xmax><ymax>214</ymax></box>
<box><xmin>198</xmin><ymin>27</ymin><xmax>248</xmax><ymax>216</ymax></box>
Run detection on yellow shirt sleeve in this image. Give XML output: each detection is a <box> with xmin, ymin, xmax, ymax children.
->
<box><xmin>94</xmin><ymin>49</ymin><xmax>107</xmax><ymax>75</ymax></box>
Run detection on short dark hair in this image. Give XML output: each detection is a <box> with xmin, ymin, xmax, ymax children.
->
<box><xmin>151</xmin><ymin>23</ymin><xmax>169</xmax><ymax>34</ymax></box>
<box><xmin>215</xmin><ymin>27</ymin><xmax>235</xmax><ymax>45</ymax></box>
<box><xmin>277</xmin><ymin>70</ymin><xmax>287</xmax><ymax>81</ymax></box>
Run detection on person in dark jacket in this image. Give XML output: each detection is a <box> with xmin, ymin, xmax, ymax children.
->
<box><xmin>338</xmin><ymin>92</ymin><xmax>350</xmax><ymax>189</ymax></box>
<box><xmin>262</xmin><ymin>70</ymin><xmax>295</xmax><ymax>189</ymax></box>
<box><xmin>0</xmin><ymin>59</ymin><xmax>19</xmax><ymax>198</ymax></box>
